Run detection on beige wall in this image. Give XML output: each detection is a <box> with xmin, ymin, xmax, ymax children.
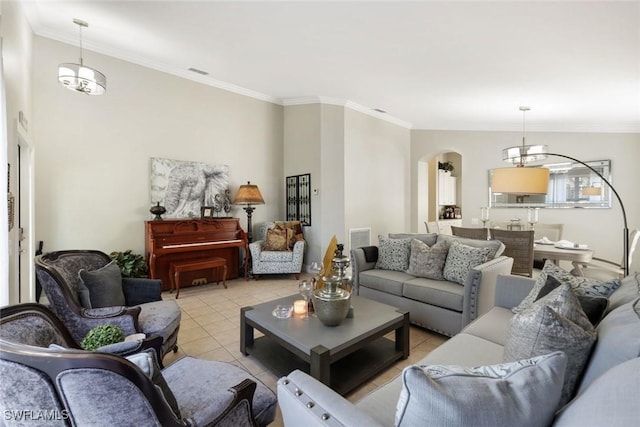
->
<box><xmin>411</xmin><ymin>130</ymin><xmax>640</xmax><ymax>271</ymax></box>
<box><xmin>32</xmin><ymin>36</ymin><xmax>284</xmax><ymax>255</ymax></box>
<box><xmin>1</xmin><ymin>0</ymin><xmax>34</xmax><ymax>304</ymax></box>
<box><xmin>344</xmin><ymin>108</ymin><xmax>411</xmax><ymax>243</ymax></box>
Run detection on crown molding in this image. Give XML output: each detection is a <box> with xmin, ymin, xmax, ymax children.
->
<box><xmin>35</xmin><ymin>28</ymin><xmax>281</xmax><ymax>105</ymax></box>
<box><xmin>283</xmin><ymin>97</ymin><xmax>413</xmax><ymax>129</ymax></box>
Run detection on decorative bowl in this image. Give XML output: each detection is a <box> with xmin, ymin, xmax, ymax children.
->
<box><xmin>272</xmin><ymin>305</ymin><xmax>293</xmax><ymax>319</ymax></box>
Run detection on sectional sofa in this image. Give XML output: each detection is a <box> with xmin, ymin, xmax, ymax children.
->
<box><xmin>351</xmin><ymin>233</ymin><xmax>514</xmax><ymax>336</ymax></box>
<box><xmin>277</xmin><ymin>270</ymin><xmax>640</xmax><ymax>427</ymax></box>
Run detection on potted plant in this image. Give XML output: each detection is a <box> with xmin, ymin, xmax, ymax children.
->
<box><xmin>438</xmin><ymin>161</ymin><xmax>454</xmax><ymax>173</ymax></box>
<box><xmin>109</xmin><ymin>250</ymin><xmax>149</xmax><ymax>278</ymax></box>
<box><xmin>81</xmin><ymin>324</ymin><xmax>124</xmax><ymax>350</ymax></box>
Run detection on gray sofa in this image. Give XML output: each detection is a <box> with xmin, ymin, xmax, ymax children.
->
<box><xmin>277</xmin><ymin>272</ymin><xmax>640</xmax><ymax>426</ymax></box>
<box><xmin>351</xmin><ymin>233</ymin><xmax>514</xmax><ymax>336</ymax></box>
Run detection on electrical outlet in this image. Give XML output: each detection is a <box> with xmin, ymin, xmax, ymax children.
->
<box><xmin>471</xmin><ymin>217</ymin><xmax>479</xmax><ymax>225</ymax></box>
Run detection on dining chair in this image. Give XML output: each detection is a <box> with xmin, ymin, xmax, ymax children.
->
<box><xmin>533</xmin><ymin>224</ymin><xmax>564</xmax><ymax>242</ymax></box>
<box><xmin>451</xmin><ymin>226</ymin><xmax>488</xmax><ymax>240</ymax></box>
<box><xmin>533</xmin><ymin>223</ymin><xmax>565</xmax><ymax>268</ymax></box>
<box><xmin>579</xmin><ymin>228</ymin><xmax>639</xmax><ymax>280</ymax></box>
<box><xmin>425</xmin><ymin>221</ymin><xmax>439</xmax><ymax>233</ymax></box>
<box><xmin>489</xmin><ymin>229</ymin><xmax>535</xmax><ymax>277</ymax></box>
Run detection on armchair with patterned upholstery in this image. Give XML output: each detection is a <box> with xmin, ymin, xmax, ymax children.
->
<box><xmin>35</xmin><ymin>250</ymin><xmax>181</xmax><ymax>359</ymax></box>
<box><xmin>0</xmin><ymin>303</ymin><xmax>277</xmax><ymax>426</ymax></box>
<box><xmin>249</xmin><ymin>221</ymin><xmax>305</xmax><ymax>279</ymax></box>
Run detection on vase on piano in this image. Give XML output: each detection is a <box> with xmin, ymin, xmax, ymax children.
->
<box><xmin>150</xmin><ymin>202</ymin><xmax>167</xmax><ymax>220</ymax></box>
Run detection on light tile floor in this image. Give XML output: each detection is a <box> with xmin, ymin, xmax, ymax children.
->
<box><xmin>161</xmin><ymin>274</ymin><xmax>448</xmax><ymax>426</ymax></box>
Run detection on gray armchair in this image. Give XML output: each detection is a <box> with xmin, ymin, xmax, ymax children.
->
<box><xmin>35</xmin><ymin>250</ymin><xmax>181</xmax><ymax>358</ymax></box>
<box><xmin>0</xmin><ymin>303</ymin><xmax>277</xmax><ymax>426</ymax></box>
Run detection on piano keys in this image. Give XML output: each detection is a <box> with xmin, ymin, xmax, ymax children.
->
<box><xmin>145</xmin><ymin>218</ymin><xmax>248</xmax><ymax>291</ymax></box>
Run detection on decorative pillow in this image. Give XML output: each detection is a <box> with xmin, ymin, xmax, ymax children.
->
<box><xmin>78</xmin><ymin>261</ymin><xmax>126</xmax><ymax>308</ymax></box>
<box><xmin>535</xmin><ymin>275</ymin><xmax>609</xmax><ymax>326</ymax></box>
<box><xmin>406</xmin><ymin>239</ymin><xmax>449</xmax><ymax>280</ymax></box>
<box><xmin>262</xmin><ymin>227</ymin><xmax>293</xmax><ymax>251</ymax></box>
<box><xmin>77</xmin><ymin>281</ymin><xmax>92</xmax><ymax>309</ymax></box>
<box><xmin>504</xmin><ymin>284</ymin><xmax>597</xmax><ymax>407</ymax></box>
<box><xmin>395</xmin><ymin>352</ymin><xmax>567</xmax><ymax>427</ymax></box>
<box><xmin>126</xmin><ymin>350</ymin><xmax>181</xmax><ymax>419</ymax></box>
<box><xmin>275</xmin><ymin>221</ymin><xmax>304</xmax><ymax>248</ymax></box>
<box><xmin>375</xmin><ymin>236</ymin><xmax>412</xmax><ymax>272</ymax></box>
<box><xmin>577</xmin><ymin>297</ymin><xmax>640</xmax><ymax>394</ymax></box>
<box><xmin>442</xmin><ymin>240</ymin><xmax>492</xmax><ymax>285</ymax></box>
<box><xmin>513</xmin><ymin>260</ymin><xmax>621</xmax><ymax>313</ymax></box>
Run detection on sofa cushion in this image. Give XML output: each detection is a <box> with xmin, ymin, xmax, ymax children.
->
<box><xmin>406</xmin><ymin>239</ymin><xmax>449</xmax><ymax>280</ymax></box>
<box><xmin>395</xmin><ymin>352</ymin><xmax>567</xmax><ymax>427</ymax></box>
<box><xmin>554</xmin><ymin>357</ymin><xmax>640</xmax><ymax>426</ymax></box>
<box><xmin>535</xmin><ymin>275</ymin><xmax>609</xmax><ymax>326</ymax></box>
<box><xmin>78</xmin><ymin>261</ymin><xmax>126</xmax><ymax>308</ymax></box>
<box><xmin>443</xmin><ymin>241</ymin><xmax>492</xmax><ymax>285</ymax></box>
<box><xmin>513</xmin><ymin>261</ymin><xmax>621</xmax><ymax>313</ymax></box>
<box><xmin>259</xmin><ymin>250</ymin><xmax>294</xmax><ymax>262</ymax></box>
<box><xmin>389</xmin><ymin>233</ymin><xmax>438</xmax><ymax>246</ymax></box>
<box><xmin>461</xmin><ymin>306</ymin><xmax>514</xmax><ymax>346</ymax></box>
<box><xmin>375</xmin><ymin>236</ymin><xmax>412</xmax><ymax>271</ymax></box>
<box><xmin>356</xmin><ymin>332</ymin><xmax>506</xmax><ymax>427</ymax></box>
<box><xmin>402</xmin><ymin>278</ymin><xmax>464</xmax><ymax>312</ymax></box>
<box><xmin>125</xmin><ymin>350</ymin><xmax>181</xmax><ymax>419</ymax></box>
<box><xmin>577</xmin><ymin>297</ymin><xmax>640</xmax><ymax>394</ymax></box>
<box><xmin>358</xmin><ymin>270</ymin><xmax>410</xmax><ymax>297</ymax></box>
<box><xmin>504</xmin><ymin>284</ymin><xmax>596</xmax><ymax>407</ymax></box>
<box><xmin>606</xmin><ymin>271</ymin><xmax>640</xmax><ymax>314</ymax></box>
<box><xmin>437</xmin><ymin>234</ymin><xmax>505</xmax><ymax>258</ymax></box>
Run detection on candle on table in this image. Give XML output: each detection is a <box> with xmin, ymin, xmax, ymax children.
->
<box><xmin>293</xmin><ymin>300</ymin><xmax>307</xmax><ymax>314</ymax></box>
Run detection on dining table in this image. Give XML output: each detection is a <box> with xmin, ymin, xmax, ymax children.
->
<box><xmin>533</xmin><ymin>243</ymin><xmax>593</xmax><ymax>276</ymax></box>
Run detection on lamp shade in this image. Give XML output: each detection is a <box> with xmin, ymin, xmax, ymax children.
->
<box><xmin>581</xmin><ymin>186</ymin><xmax>602</xmax><ymax>196</ymax></box>
<box><xmin>233</xmin><ymin>181</ymin><xmax>265</xmax><ymax>205</ymax></box>
<box><xmin>492</xmin><ymin>167</ymin><xmax>550</xmax><ymax>195</ymax></box>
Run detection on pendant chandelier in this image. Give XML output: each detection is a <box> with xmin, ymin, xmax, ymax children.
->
<box><xmin>492</xmin><ymin>106</ymin><xmax>549</xmax><ymax>195</ymax></box>
<box><xmin>57</xmin><ymin>19</ymin><xmax>106</xmax><ymax>95</ymax></box>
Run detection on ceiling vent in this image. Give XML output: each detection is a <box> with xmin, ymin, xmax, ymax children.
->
<box><xmin>188</xmin><ymin>68</ymin><xmax>209</xmax><ymax>76</ymax></box>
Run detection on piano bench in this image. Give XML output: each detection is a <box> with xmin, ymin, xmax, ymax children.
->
<box><xmin>169</xmin><ymin>257</ymin><xmax>227</xmax><ymax>299</ymax></box>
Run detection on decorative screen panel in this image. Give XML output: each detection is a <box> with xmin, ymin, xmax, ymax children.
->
<box><xmin>286</xmin><ymin>173</ymin><xmax>311</xmax><ymax>226</ymax></box>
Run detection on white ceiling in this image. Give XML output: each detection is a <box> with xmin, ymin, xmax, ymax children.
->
<box><xmin>21</xmin><ymin>1</ymin><xmax>640</xmax><ymax>132</ymax></box>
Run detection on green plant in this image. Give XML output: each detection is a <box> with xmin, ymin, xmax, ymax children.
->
<box><xmin>81</xmin><ymin>324</ymin><xmax>124</xmax><ymax>350</ymax></box>
<box><xmin>438</xmin><ymin>161</ymin><xmax>454</xmax><ymax>172</ymax></box>
<box><xmin>109</xmin><ymin>250</ymin><xmax>149</xmax><ymax>278</ymax></box>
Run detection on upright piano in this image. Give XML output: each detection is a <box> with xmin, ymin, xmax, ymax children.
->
<box><xmin>145</xmin><ymin>218</ymin><xmax>248</xmax><ymax>291</ymax></box>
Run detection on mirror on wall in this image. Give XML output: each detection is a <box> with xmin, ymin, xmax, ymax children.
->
<box><xmin>489</xmin><ymin>159</ymin><xmax>611</xmax><ymax>209</ymax></box>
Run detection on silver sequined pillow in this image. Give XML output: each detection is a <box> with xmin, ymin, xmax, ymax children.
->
<box><xmin>375</xmin><ymin>236</ymin><xmax>412</xmax><ymax>271</ymax></box>
<box><xmin>406</xmin><ymin>239</ymin><xmax>449</xmax><ymax>280</ymax></box>
<box><xmin>504</xmin><ymin>284</ymin><xmax>597</xmax><ymax>407</ymax></box>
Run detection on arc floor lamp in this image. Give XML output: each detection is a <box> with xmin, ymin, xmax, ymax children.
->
<box><xmin>492</xmin><ymin>107</ymin><xmax>629</xmax><ymax>276</ymax></box>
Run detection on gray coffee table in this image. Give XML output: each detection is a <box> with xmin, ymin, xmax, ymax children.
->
<box><xmin>241</xmin><ymin>294</ymin><xmax>409</xmax><ymax>395</ymax></box>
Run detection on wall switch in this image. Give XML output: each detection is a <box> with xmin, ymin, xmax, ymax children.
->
<box><xmin>471</xmin><ymin>218</ymin><xmax>479</xmax><ymax>225</ymax></box>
